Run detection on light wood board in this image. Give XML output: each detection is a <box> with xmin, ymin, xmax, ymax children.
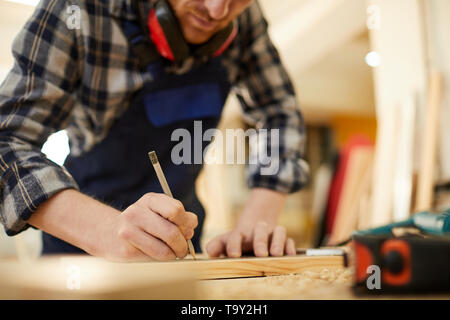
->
<box><xmin>328</xmin><ymin>147</ymin><xmax>374</xmax><ymax>244</ymax></box>
<box><xmin>177</xmin><ymin>254</ymin><xmax>345</xmax><ymax>280</ymax></box>
<box><xmin>415</xmin><ymin>71</ymin><xmax>443</xmax><ymax>211</ymax></box>
<box><xmin>0</xmin><ymin>256</ymin><xmax>197</xmax><ymax>299</ymax></box>
<box><xmin>0</xmin><ymin>254</ymin><xmax>345</xmax><ymax>299</ymax></box>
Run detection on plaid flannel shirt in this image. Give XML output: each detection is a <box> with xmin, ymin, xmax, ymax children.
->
<box><xmin>0</xmin><ymin>0</ymin><xmax>308</xmax><ymax>236</ymax></box>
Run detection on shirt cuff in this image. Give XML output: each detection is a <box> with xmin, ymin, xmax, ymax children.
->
<box><xmin>246</xmin><ymin>157</ymin><xmax>309</xmax><ymax>194</ymax></box>
<box><xmin>0</xmin><ymin>161</ymin><xmax>79</xmax><ymax>236</ymax></box>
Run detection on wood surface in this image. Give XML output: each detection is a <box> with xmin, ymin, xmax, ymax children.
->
<box><xmin>0</xmin><ymin>254</ymin><xmax>345</xmax><ymax>299</ymax></box>
<box><xmin>370</xmin><ymin>104</ymin><xmax>398</xmax><ymax>227</ymax></box>
<box><xmin>423</xmin><ymin>1</ymin><xmax>450</xmax><ymax>183</ymax></box>
<box><xmin>415</xmin><ymin>71</ymin><xmax>443</xmax><ymax>211</ymax></box>
<box><xmin>368</xmin><ymin>0</ymin><xmax>428</xmax><ymax>228</ymax></box>
<box><xmin>393</xmin><ymin>96</ymin><xmax>416</xmax><ymax>221</ymax></box>
<box><xmin>179</xmin><ymin>254</ymin><xmax>345</xmax><ymax>280</ymax></box>
<box><xmin>198</xmin><ymin>268</ymin><xmax>353</xmax><ymax>300</ymax></box>
<box><xmin>357</xmin><ymin>161</ymin><xmax>375</xmax><ymax>231</ymax></box>
<box><xmin>328</xmin><ymin>146</ymin><xmax>374</xmax><ymax>244</ymax></box>
<box><xmin>0</xmin><ymin>255</ymin><xmax>197</xmax><ymax>299</ymax></box>
<box><xmin>198</xmin><ymin>273</ymin><xmax>450</xmax><ymax>300</ymax></box>
<box><xmin>2</xmin><ymin>254</ymin><xmax>448</xmax><ymax>300</ymax></box>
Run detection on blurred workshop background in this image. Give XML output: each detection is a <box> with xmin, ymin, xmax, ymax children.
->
<box><xmin>0</xmin><ymin>0</ymin><xmax>449</xmax><ymax>259</ymax></box>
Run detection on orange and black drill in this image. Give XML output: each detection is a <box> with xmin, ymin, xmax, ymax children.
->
<box><xmin>352</xmin><ymin>209</ymin><xmax>450</xmax><ymax>293</ymax></box>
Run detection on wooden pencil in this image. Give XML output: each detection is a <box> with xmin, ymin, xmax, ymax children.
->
<box><xmin>148</xmin><ymin>151</ymin><xmax>197</xmax><ymax>260</ymax></box>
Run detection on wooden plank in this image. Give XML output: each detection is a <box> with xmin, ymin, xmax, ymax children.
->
<box><xmin>198</xmin><ymin>274</ymin><xmax>450</xmax><ymax>299</ymax></box>
<box><xmin>369</xmin><ymin>0</ymin><xmax>428</xmax><ymax>227</ymax></box>
<box><xmin>423</xmin><ymin>0</ymin><xmax>450</xmax><ymax>183</ymax></box>
<box><xmin>0</xmin><ymin>256</ymin><xmax>197</xmax><ymax>299</ymax></box>
<box><xmin>328</xmin><ymin>147</ymin><xmax>374</xmax><ymax>244</ymax></box>
<box><xmin>197</xmin><ymin>270</ymin><xmax>354</xmax><ymax>300</ymax></box>
<box><xmin>370</xmin><ymin>101</ymin><xmax>398</xmax><ymax>226</ymax></box>
<box><xmin>357</xmin><ymin>161</ymin><xmax>376</xmax><ymax>230</ymax></box>
<box><xmin>0</xmin><ymin>254</ymin><xmax>345</xmax><ymax>299</ymax></box>
<box><xmin>415</xmin><ymin>71</ymin><xmax>443</xmax><ymax>211</ymax></box>
<box><xmin>179</xmin><ymin>255</ymin><xmax>345</xmax><ymax>280</ymax></box>
<box><xmin>393</xmin><ymin>96</ymin><xmax>416</xmax><ymax>221</ymax></box>
<box><xmin>0</xmin><ymin>254</ymin><xmax>345</xmax><ymax>281</ymax></box>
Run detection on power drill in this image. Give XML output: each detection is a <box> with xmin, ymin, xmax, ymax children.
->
<box><xmin>352</xmin><ymin>209</ymin><xmax>450</xmax><ymax>293</ymax></box>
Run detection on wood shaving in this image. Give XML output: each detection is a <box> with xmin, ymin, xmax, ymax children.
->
<box><xmin>198</xmin><ymin>267</ymin><xmax>355</xmax><ymax>299</ymax></box>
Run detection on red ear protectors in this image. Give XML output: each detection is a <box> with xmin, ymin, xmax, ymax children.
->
<box><xmin>147</xmin><ymin>0</ymin><xmax>238</xmax><ymax>62</ymax></box>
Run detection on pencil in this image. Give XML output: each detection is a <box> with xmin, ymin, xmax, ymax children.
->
<box><xmin>148</xmin><ymin>151</ymin><xmax>197</xmax><ymax>260</ymax></box>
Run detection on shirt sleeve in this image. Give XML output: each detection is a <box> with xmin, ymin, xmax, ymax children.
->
<box><xmin>0</xmin><ymin>0</ymin><xmax>81</xmax><ymax>236</ymax></box>
<box><xmin>233</xmin><ymin>1</ymin><xmax>309</xmax><ymax>194</ymax></box>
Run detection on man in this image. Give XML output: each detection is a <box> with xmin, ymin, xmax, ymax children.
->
<box><xmin>0</xmin><ymin>0</ymin><xmax>308</xmax><ymax>261</ymax></box>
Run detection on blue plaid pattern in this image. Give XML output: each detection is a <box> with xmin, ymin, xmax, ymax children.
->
<box><xmin>0</xmin><ymin>0</ymin><xmax>308</xmax><ymax>236</ymax></box>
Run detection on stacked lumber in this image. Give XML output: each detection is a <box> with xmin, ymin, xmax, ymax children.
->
<box><xmin>324</xmin><ymin>136</ymin><xmax>374</xmax><ymax>244</ymax></box>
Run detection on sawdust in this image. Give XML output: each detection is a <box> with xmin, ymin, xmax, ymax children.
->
<box><xmin>198</xmin><ymin>267</ymin><xmax>355</xmax><ymax>299</ymax></box>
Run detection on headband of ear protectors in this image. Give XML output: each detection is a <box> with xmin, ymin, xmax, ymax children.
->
<box><xmin>147</xmin><ymin>0</ymin><xmax>238</xmax><ymax>62</ymax></box>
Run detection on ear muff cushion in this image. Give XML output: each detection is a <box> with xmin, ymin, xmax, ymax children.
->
<box><xmin>149</xmin><ymin>0</ymin><xmax>189</xmax><ymax>62</ymax></box>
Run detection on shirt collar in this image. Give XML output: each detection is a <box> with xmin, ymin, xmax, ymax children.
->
<box><xmin>108</xmin><ymin>0</ymin><xmax>152</xmax><ymax>21</ymax></box>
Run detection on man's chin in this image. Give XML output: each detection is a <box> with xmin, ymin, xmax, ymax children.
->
<box><xmin>182</xmin><ymin>26</ymin><xmax>214</xmax><ymax>45</ymax></box>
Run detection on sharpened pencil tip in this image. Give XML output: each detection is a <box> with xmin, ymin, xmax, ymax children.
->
<box><xmin>188</xmin><ymin>240</ymin><xmax>196</xmax><ymax>260</ymax></box>
<box><xmin>148</xmin><ymin>151</ymin><xmax>158</xmax><ymax>165</ymax></box>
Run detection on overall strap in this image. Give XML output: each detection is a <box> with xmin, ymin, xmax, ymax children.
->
<box><xmin>119</xmin><ymin>2</ymin><xmax>160</xmax><ymax>69</ymax></box>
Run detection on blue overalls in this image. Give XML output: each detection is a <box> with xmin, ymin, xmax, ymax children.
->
<box><xmin>41</xmin><ymin>18</ymin><xmax>232</xmax><ymax>255</ymax></box>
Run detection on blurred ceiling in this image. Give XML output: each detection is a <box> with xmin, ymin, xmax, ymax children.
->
<box><xmin>259</xmin><ymin>0</ymin><xmax>375</xmax><ymax>122</ymax></box>
<box><xmin>0</xmin><ymin>0</ymin><xmax>375</xmax><ymax>122</ymax></box>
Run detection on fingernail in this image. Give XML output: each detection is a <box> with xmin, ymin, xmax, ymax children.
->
<box><xmin>257</xmin><ymin>248</ymin><xmax>268</xmax><ymax>257</ymax></box>
<box><xmin>229</xmin><ymin>250</ymin><xmax>241</xmax><ymax>258</ymax></box>
<box><xmin>271</xmin><ymin>248</ymin><xmax>282</xmax><ymax>256</ymax></box>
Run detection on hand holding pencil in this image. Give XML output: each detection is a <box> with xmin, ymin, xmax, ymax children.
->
<box><xmin>97</xmin><ymin>152</ymin><xmax>198</xmax><ymax>262</ymax></box>
<box><xmin>98</xmin><ymin>188</ymin><xmax>198</xmax><ymax>262</ymax></box>
<box><xmin>149</xmin><ymin>151</ymin><xmax>197</xmax><ymax>260</ymax></box>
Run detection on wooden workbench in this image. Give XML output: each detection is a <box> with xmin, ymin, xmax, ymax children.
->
<box><xmin>0</xmin><ymin>254</ymin><xmax>347</xmax><ymax>299</ymax></box>
<box><xmin>198</xmin><ymin>268</ymin><xmax>354</xmax><ymax>299</ymax></box>
<box><xmin>0</xmin><ymin>254</ymin><xmax>448</xmax><ymax>299</ymax></box>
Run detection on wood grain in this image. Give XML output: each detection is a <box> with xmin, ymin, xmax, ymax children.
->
<box><xmin>328</xmin><ymin>147</ymin><xmax>374</xmax><ymax>244</ymax></box>
<box><xmin>0</xmin><ymin>256</ymin><xmax>197</xmax><ymax>299</ymax></box>
<box><xmin>198</xmin><ymin>269</ymin><xmax>354</xmax><ymax>299</ymax></box>
<box><xmin>177</xmin><ymin>254</ymin><xmax>345</xmax><ymax>280</ymax></box>
<box><xmin>416</xmin><ymin>71</ymin><xmax>443</xmax><ymax>211</ymax></box>
<box><xmin>0</xmin><ymin>254</ymin><xmax>345</xmax><ymax>299</ymax></box>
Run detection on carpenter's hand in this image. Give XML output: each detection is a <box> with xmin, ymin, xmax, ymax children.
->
<box><xmin>206</xmin><ymin>221</ymin><xmax>296</xmax><ymax>258</ymax></box>
<box><xmin>101</xmin><ymin>193</ymin><xmax>198</xmax><ymax>262</ymax></box>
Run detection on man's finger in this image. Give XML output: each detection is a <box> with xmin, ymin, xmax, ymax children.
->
<box><xmin>119</xmin><ymin>226</ymin><xmax>177</xmax><ymax>261</ymax></box>
<box><xmin>131</xmin><ymin>210</ymin><xmax>188</xmax><ymax>258</ymax></box>
<box><xmin>182</xmin><ymin>211</ymin><xmax>198</xmax><ymax>240</ymax></box>
<box><xmin>206</xmin><ymin>234</ymin><xmax>227</xmax><ymax>257</ymax></box>
<box><xmin>253</xmin><ymin>221</ymin><xmax>269</xmax><ymax>257</ymax></box>
<box><xmin>139</xmin><ymin>193</ymin><xmax>186</xmax><ymax>225</ymax></box>
<box><xmin>226</xmin><ymin>231</ymin><xmax>243</xmax><ymax>258</ymax></box>
<box><xmin>138</xmin><ymin>193</ymin><xmax>197</xmax><ymax>238</ymax></box>
<box><xmin>285</xmin><ymin>237</ymin><xmax>296</xmax><ymax>256</ymax></box>
<box><xmin>269</xmin><ymin>225</ymin><xmax>286</xmax><ymax>257</ymax></box>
